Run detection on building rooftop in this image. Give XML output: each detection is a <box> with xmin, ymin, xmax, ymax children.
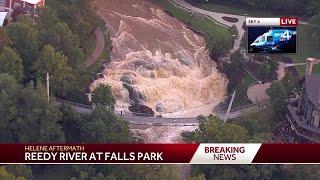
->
<box><xmin>305</xmin><ymin>74</ymin><xmax>320</xmax><ymax>108</ymax></box>
<box><xmin>21</xmin><ymin>0</ymin><xmax>42</xmax><ymax>5</ymax></box>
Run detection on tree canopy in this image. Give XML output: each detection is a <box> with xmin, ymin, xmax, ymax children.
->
<box><xmin>0</xmin><ymin>73</ymin><xmax>64</xmax><ymax>143</ymax></box>
<box><xmin>91</xmin><ymin>84</ymin><xmax>115</xmax><ymax>110</ymax></box>
<box><xmin>0</xmin><ymin>28</ymin><xmax>12</xmax><ymax>51</ymax></box>
<box><xmin>266</xmin><ymin>81</ymin><xmax>288</xmax><ymax>113</ymax></box>
<box><xmin>81</xmin><ymin>106</ymin><xmax>130</xmax><ymax>143</ymax></box>
<box><xmin>34</xmin><ymin>45</ymin><xmax>73</xmax><ymax>98</ymax></box>
<box><xmin>188</xmin><ymin>115</ymin><xmax>248</xmax><ymax>143</ymax></box>
<box><xmin>5</xmin><ymin>21</ymin><xmax>39</xmax><ymax>78</ymax></box>
<box><xmin>0</xmin><ymin>46</ymin><xmax>24</xmax><ymax>81</ymax></box>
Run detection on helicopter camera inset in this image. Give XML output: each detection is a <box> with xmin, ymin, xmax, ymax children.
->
<box><xmin>246</xmin><ymin>17</ymin><xmax>298</xmax><ymax>53</ymax></box>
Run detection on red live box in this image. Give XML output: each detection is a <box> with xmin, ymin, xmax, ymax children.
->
<box><xmin>280</xmin><ymin>17</ymin><xmax>298</xmax><ymax>26</ymax></box>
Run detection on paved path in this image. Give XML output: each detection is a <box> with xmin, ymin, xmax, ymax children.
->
<box><xmin>85</xmin><ymin>27</ymin><xmax>105</xmax><ymax>67</ymax></box>
<box><xmin>247</xmin><ymin>62</ymin><xmax>306</xmax><ymax>104</ymax></box>
<box><xmin>171</xmin><ymin>0</ymin><xmax>246</xmax><ymax>54</ymax></box>
<box><xmin>277</xmin><ymin>62</ymin><xmax>306</xmax><ymax>80</ymax></box>
<box><xmin>247</xmin><ymin>83</ymin><xmax>271</xmax><ymax>104</ymax></box>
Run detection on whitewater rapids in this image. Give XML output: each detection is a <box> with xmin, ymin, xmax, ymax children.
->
<box><xmin>91</xmin><ymin>0</ymin><xmax>228</xmax><ymax>117</ymax></box>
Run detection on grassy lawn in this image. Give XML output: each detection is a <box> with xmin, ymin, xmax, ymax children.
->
<box><xmin>83</xmin><ymin>38</ymin><xmax>96</xmax><ymax>61</ymax></box>
<box><xmin>287</xmin><ymin>24</ymin><xmax>320</xmax><ymax>75</ymax></box>
<box><xmin>86</xmin><ymin>46</ymin><xmax>109</xmax><ymax>76</ymax></box>
<box><xmin>158</xmin><ymin>0</ymin><xmax>232</xmax><ymax>32</ymax></box>
<box><xmin>194</xmin><ymin>1</ymin><xmax>302</xmax><ymax>18</ymax></box>
<box><xmin>153</xmin><ymin>0</ymin><xmax>234</xmax><ymax>52</ymax></box>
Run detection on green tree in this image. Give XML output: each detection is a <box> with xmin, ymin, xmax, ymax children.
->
<box><xmin>306</xmin><ymin>0</ymin><xmax>320</xmax><ymax>16</ymax></box>
<box><xmin>91</xmin><ymin>84</ymin><xmax>115</xmax><ymax>110</ymax></box>
<box><xmin>309</xmin><ymin>13</ymin><xmax>320</xmax><ymax>48</ymax></box>
<box><xmin>37</xmin><ymin>7</ymin><xmax>60</xmax><ymax>31</ymax></box>
<box><xmin>0</xmin><ymin>28</ymin><xmax>12</xmax><ymax>51</ymax></box>
<box><xmin>268</xmin><ymin>59</ymin><xmax>279</xmax><ymax>73</ymax></box>
<box><xmin>258</xmin><ymin>61</ymin><xmax>271</xmax><ymax>80</ymax></box>
<box><xmin>5</xmin><ymin>21</ymin><xmax>39</xmax><ymax>78</ymax></box>
<box><xmin>39</xmin><ymin>22</ymin><xmax>84</xmax><ymax>68</ymax></box>
<box><xmin>233</xmin><ymin>107</ymin><xmax>275</xmax><ymax>142</ymax></box>
<box><xmin>70</xmin><ymin>165</ymin><xmax>180</xmax><ymax>180</ymax></box>
<box><xmin>5</xmin><ymin>165</ymin><xmax>32</xmax><ymax>180</ymax></box>
<box><xmin>223</xmin><ymin>51</ymin><xmax>244</xmax><ymax>91</ymax></box>
<box><xmin>16</xmin><ymin>15</ymin><xmax>33</xmax><ymax>26</ymax></box>
<box><xmin>46</xmin><ymin>0</ymin><xmax>99</xmax><ymax>50</ymax></box>
<box><xmin>60</xmin><ymin>104</ymin><xmax>83</xmax><ymax>143</ymax></box>
<box><xmin>205</xmin><ymin>29</ymin><xmax>233</xmax><ymax>57</ymax></box>
<box><xmin>290</xmin><ymin>165</ymin><xmax>320</xmax><ymax>180</ymax></box>
<box><xmin>188</xmin><ymin>115</ymin><xmax>248</xmax><ymax>143</ymax></box>
<box><xmin>81</xmin><ymin>106</ymin><xmax>130</xmax><ymax>143</ymax></box>
<box><xmin>282</xmin><ymin>71</ymin><xmax>299</xmax><ymax>95</ymax></box>
<box><xmin>0</xmin><ymin>73</ymin><xmax>64</xmax><ymax>143</ymax></box>
<box><xmin>0</xmin><ymin>46</ymin><xmax>24</xmax><ymax>81</ymax></box>
<box><xmin>34</xmin><ymin>45</ymin><xmax>73</xmax><ymax>98</ymax></box>
<box><xmin>266</xmin><ymin>81</ymin><xmax>288</xmax><ymax>113</ymax></box>
<box><xmin>190</xmin><ymin>174</ymin><xmax>206</xmax><ymax>180</ymax></box>
<box><xmin>0</xmin><ymin>166</ymin><xmax>16</xmax><ymax>180</ymax></box>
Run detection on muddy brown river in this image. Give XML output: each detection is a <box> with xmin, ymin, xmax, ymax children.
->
<box><xmin>91</xmin><ymin>0</ymin><xmax>227</xmax><ymax>117</ymax></box>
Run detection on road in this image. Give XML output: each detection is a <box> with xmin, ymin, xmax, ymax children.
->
<box><xmin>171</xmin><ymin>0</ymin><xmax>246</xmax><ymax>54</ymax></box>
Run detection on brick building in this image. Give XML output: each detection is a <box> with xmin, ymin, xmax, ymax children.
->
<box><xmin>286</xmin><ymin>58</ymin><xmax>320</xmax><ymax>143</ymax></box>
<box><xmin>0</xmin><ymin>0</ymin><xmax>45</xmax><ymax>13</ymax></box>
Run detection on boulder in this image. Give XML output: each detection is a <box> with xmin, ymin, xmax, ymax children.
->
<box><xmin>155</xmin><ymin>103</ymin><xmax>165</xmax><ymax>112</ymax></box>
<box><xmin>129</xmin><ymin>104</ymin><xmax>154</xmax><ymax>117</ymax></box>
<box><xmin>123</xmin><ymin>84</ymin><xmax>146</xmax><ymax>104</ymax></box>
<box><xmin>121</xmin><ymin>74</ymin><xmax>134</xmax><ymax>84</ymax></box>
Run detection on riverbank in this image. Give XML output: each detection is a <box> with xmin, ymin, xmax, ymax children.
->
<box><xmin>152</xmin><ymin>0</ymin><xmax>235</xmax><ymax>58</ymax></box>
<box><xmin>86</xmin><ymin>15</ymin><xmax>111</xmax><ymax>76</ymax></box>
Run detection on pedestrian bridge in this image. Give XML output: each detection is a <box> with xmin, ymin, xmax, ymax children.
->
<box><xmin>53</xmin><ymin>98</ymin><xmax>261</xmax><ymax>126</ymax></box>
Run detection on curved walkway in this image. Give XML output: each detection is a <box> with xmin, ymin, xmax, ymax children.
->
<box><xmin>171</xmin><ymin>0</ymin><xmax>246</xmax><ymax>54</ymax></box>
<box><xmin>85</xmin><ymin>27</ymin><xmax>105</xmax><ymax>67</ymax></box>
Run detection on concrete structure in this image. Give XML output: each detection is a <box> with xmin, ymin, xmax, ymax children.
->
<box><xmin>0</xmin><ymin>0</ymin><xmax>45</xmax><ymax>13</ymax></box>
<box><xmin>53</xmin><ymin>97</ymin><xmax>261</xmax><ymax>126</ymax></box>
<box><xmin>286</xmin><ymin>58</ymin><xmax>320</xmax><ymax>143</ymax></box>
<box><xmin>0</xmin><ymin>11</ymin><xmax>8</xmax><ymax>26</ymax></box>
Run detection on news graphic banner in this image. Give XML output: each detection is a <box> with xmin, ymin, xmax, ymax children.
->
<box><xmin>246</xmin><ymin>17</ymin><xmax>298</xmax><ymax>53</ymax></box>
<box><xmin>1</xmin><ymin>144</ymin><xmax>320</xmax><ymax>164</ymax></box>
